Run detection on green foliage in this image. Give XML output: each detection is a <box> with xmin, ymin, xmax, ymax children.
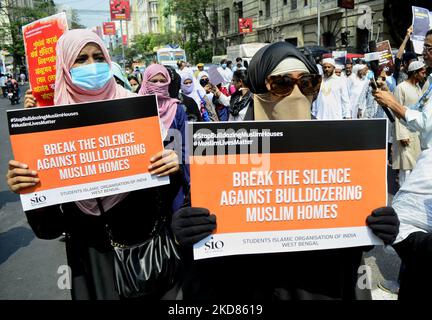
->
<box><xmin>70</xmin><ymin>9</ymin><xmax>85</xmax><ymax>29</ymax></box>
<box><xmin>194</xmin><ymin>47</ymin><xmax>213</xmax><ymax>63</ymax></box>
<box><xmin>0</xmin><ymin>0</ymin><xmax>57</xmax><ymax>72</ymax></box>
<box><xmin>130</xmin><ymin>32</ymin><xmax>183</xmax><ymax>56</ymax></box>
<box><xmin>164</xmin><ymin>0</ymin><xmax>218</xmax><ymax>61</ymax></box>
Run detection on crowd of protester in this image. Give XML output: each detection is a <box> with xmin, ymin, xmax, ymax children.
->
<box><xmin>5</xmin><ymin>24</ymin><xmax>432</xmax><ymax>300</ymax></box>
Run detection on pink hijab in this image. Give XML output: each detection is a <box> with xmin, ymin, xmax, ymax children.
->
<box><xmin>54</xmin><ymin>29</ymin><xmax>135</xmax><ymax>216</ymax></box>
<box><xmin>138</xmin><ymin>64</ymin><xmax>179</xmax><ymax>131</ymax></box>
<box><xmin>54</xmin><ymin>29</ymin><xmax>135</xmax><ymax>105</ymax></box>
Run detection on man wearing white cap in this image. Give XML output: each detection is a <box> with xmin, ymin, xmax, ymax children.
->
<box><xmin>392</xmin><ymin>60</ymin><xmax>426</xmax><ymax>186</ymax></box>
<box><xmin>349</xmin><ymin>64</ymin><xmax>369</xmax><ymax>118</ymax></box>
<box><xmin>312</xmin><ymin>58</ymin><xmax>351</xmax><ymax>119</ymax></box>
<box><xmin>334</xmin><ymin>64</ymin><xmax>344</xmax><ymax>77</ymax></box>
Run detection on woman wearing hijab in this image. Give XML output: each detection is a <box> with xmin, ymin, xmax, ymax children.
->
<box><xmin>180</xmin><ymin>71</ymin><xmax>218</xmax><ymax>122</ymax></box>
<box><xmin>7</xmin><ymin>29</ymin><xmax>184</xmax><ymax>300</ymax></box>
<box><xmin>111</xmin><ymin>61</ymin><xmax>132</xmax><ymax>91</ymax></box>
<box><xmin>164</xmin><ymin>65</ymin><xmax>202</xmax><ymax>122</ymax></box>
<box><xmin>171</xmin><ymin>42</ymin><xmax>400</xmax><ymax>300</ymax></box>
<box><xmin>137</xmin><ymin>63</ymin><xmax>190</xmax><ymax>196</ymax></box>
<box><xmin>128</xmin><ymin>75</ymin><xmax>141</xmax><ymax>93</ymax></box>
<box><xmin>228</xmin><ymin>69</ymin><xmax>253</xmax><ymax>121</ymax></box>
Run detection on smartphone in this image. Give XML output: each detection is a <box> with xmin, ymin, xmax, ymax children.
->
<box><xmin>369</xmin><ymin>77</ymin><xmax>378</xmax><ymax>91</ymax></box>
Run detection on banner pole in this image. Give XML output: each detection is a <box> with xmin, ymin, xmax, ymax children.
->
<box><xmin>120</xmin><ymin>20</ymin><xmax>125</xmax><ymax>69</ymax></box>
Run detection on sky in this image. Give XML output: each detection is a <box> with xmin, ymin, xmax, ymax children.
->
<box><xmin>54</xmin><ymin>0</ymin><xmax>111</xmax><ymax>28</ymax></box>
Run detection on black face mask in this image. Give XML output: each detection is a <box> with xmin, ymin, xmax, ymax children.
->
<box><xmin>200</xmin><ymin>78</ymin><xmax>209</xmax><ymax>87</ymax></box>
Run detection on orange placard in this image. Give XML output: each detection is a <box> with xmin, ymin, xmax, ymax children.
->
<box><xmin>191</xmin><ymin>150</ymin><xmax>386</xmax><ymax>233</ymax></box>
<box><xmin>189</xmin><ymin>120</ymin><xmax>387</xmax><ymax>259</ymax></box>
<box><xmin>7</xmin><ymin>95</ymin><xmax>168</xmax><ymax>211</ymax></box>
<box><xmin>22</xmin><ymin>12</ymin><xmax>68</xmax><ymax>107</ymax></box>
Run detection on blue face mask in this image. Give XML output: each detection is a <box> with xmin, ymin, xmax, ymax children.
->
<box><xmin>70</xmin><ymin>62</ymin><xmax>112</xmax><ymax>90</ymax></box>
<box><xmin>221</xmin><ymin>64</ymin><xmax>227</xmax><ymax>69</ymax></box>
<box><xmin>366</xmin><ymin>70</ymin><xmax>375</xmax><ymax>80</ymax></box>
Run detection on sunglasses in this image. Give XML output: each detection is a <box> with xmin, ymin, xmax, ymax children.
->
<box><xmin>266</xmin><ymin>74</ymin><xmax>322</xmax><ymax>97</ymax></box>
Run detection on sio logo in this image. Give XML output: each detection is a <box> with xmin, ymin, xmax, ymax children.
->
<box><xmin>30</xmin><ymin>193</ymin><xmax>47</xmax><ymax>206</ymax></box>
<box><xmin>204</xmin><ymin>236</ymin><xmax>225</xmax><ymax>251</ymax></box>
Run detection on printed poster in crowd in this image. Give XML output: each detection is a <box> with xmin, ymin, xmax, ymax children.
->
<box><xmin>22</xmin><ymin>12</ymin><xmax>68</xmax><ymax>107</ymax></box>
<box><xmin>411</xmin><ymin>6</ymin><xmax>431</xmax><ymax>54</ymax></box>
<box><xmin>332</xmin><ymin>51</ymin><xmax>347</xmax><ymax>66</ymax></box>
<box><xmin>207</xmin><ymin>66</ymin><xmax>225</xmax><ymax>86</ymax></box>
<box><xmin>376</xmin><ymin>40</ymin><xmax>394</xmax><ymax>75</ymax></box>
<box><xmin>7</xmin><ymin>95</ymin><xmax>168</xmax><ymax>211</ymax></box>
<box><xmin>189</xmin><ymin>120</ymin><xmax>387</xmax><ymax>260</ymax></box>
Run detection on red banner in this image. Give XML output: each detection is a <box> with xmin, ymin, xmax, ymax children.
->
<box><xmin>122</xmin><ymin>34</ymin><xmax>128</xmax><ymax>46</ymax></box>
<box><xmin>22</xmin><ymin>12</ymin><xmax>68</xmax><ymax>107</ymax></box>
<box><xmin>239</xmin><ymin>18</ymin><xmax>253</xmax><ymax>33</ymax></box>
<box><xmin>103</xmin><ymin>22</ymin><xmax>116</xmax><ymax>35</ymax></box>
<box><xmin>337</xmin><ymin>0</ymin><xmax>354</xmax><ymax>9</ymax></box>
<box><xmin>110</xmin><ymin>0</ymin><xmax>131</xmax><ymax>21</ymax></box>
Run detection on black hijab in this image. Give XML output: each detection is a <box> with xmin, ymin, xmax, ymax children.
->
<box><xmin>247</xmin><ymin>42</ymin><xmax>319</xmax><ymax>94</ymax></box>
<box><xmin>165</xmin><ymin>65</ymin><xmax>181</xmax><ymax>98</ymax></box>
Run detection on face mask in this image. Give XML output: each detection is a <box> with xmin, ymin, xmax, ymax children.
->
<box><xmin>221</xmin><ymin>64</ymin><xmax>227</xmax><ymax>69</ymax></box>
<box><xmin>254</xmin><ymin>85</ymin><xmax>313</xmax><ymax>120</ymax></box>
<box><xmin>147</xmin><ymin>82</ymin><xmax>169</xmax><ymax>96</ymax></box>
<box><xmin>131</xmin><ymin>84</ymin><xmax>139</xmax><ymax>92</ymax></box>
<box><xmin>70</xmin><ymin>62</ymin><xmax>112</xmax><ymax>90</ymax></box>
<box><xmin>200</xmin><ymin>78</ymin><xmax>209</xmax><ymax>87</ymax></box>
<box><xmin>181</xmin><ymin>83</ymin><xmax>193</xmax><ymax>95</ymax></box>
<box><xmin>366</xmin><ymin>70</ymin><xmax>374</xmax><ymax>80</ymax></box>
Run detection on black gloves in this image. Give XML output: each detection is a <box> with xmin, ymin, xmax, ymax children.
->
<box><xmin>366</xmin><ymin>207</ymin><xmax>400</xmax><ymax>245</ymax></box>
<box><xmin>171</xmin><ymin>207</ymin><xmax>216</xmax><ymax>247</ymax></box>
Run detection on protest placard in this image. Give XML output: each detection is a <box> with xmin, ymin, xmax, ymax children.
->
<box><xmin>7</xmin><ymin>95</ymin><xmax>168</xmax><ymax>211</ymax></box>
<box><xmin>332</xmin><ymin>51</ymin><xmax>347</xmax><ymax>66</ymax></box>
<box><xmin>412</xmin><ymin>6</ymin><xmax>431</xmax><ymax>54</ymax></box>
<box><xmin>207</xmin><ymin>66</ymin><xmax>225</xmax><ymax>86</ymax></box>
<box><xmin>22</xmin><ymin>12</ymin><xmax>68</xmax><ymax>107</ymax></box>
<box><xmin>376</xmin><ymin>40</ymin><xmax>394</xmax><ymax>74</ymax></box>
<box><xmin>189</xmin><ymin>120</ymin><xmax>387</xmax><ymax>259</ymax></box>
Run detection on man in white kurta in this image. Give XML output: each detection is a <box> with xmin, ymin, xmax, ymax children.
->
<box><xmin>349</xmin><ymin>64</ymin><xmax>369</xmax><ymax>118</ymax></box>
<box><xmin>312</xmin><ymin>58</ymin><xmax>352</xmax><ymax>119</ymax></box>
<box><xmin>392</xmin><ymin>61</ymin><xmax>425</xmax><ymax>186</ymax></box>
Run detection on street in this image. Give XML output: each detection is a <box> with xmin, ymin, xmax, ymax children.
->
<box><xmin>0</xmin><ymin>85</ymin><xmax>399</xmax><ymax>300</ymax></box>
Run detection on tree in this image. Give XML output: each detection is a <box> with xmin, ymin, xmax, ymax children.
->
<box><xmin>70</xmin><ymin>9</ymin><xmax>85</xmax><ymax>29</ymax></box>
<box><xmin>164</xmin><ymin>0</ymin><xmax>218</xmax><ymax>61</ymax></box>
<box><xmin>0</xmin><ymin>0</ymin><xmax>57</xmax><ymax>75</ymax></box>
<box><xmin>130</xmin><ymin>32</ymin><xmax>184</xmax><ymax>63</ymax></box>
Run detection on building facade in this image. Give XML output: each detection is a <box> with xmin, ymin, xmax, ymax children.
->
<box><xmin>212</xmin><ymin>0</ymin><xmax>395</xmax><ymax>53</ymax></box>
<box><xmin>128</xmin><ymin>0</ymin><xmax>178</xmax><ymax>42</ymax></box>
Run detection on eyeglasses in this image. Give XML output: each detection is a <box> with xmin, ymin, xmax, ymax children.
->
<box><xmin>423</xmin><ymin>44</ymin><xmax>432</xmax><ymax>53</ymax></box>
<box><xmin>266</xmin><ymin>74</ymin><xmax>322</xmax><ymax>97</ymax></box>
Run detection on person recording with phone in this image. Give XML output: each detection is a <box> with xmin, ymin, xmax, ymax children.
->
<box><xmin>373</xmin><ymin>29</ymin><xmax>432</xmax><ymax>150</ymax></box>
<box><xmin>355</xmin><ymin>51</ymin><xmax>394</xmax><ymax>122</ymax></box>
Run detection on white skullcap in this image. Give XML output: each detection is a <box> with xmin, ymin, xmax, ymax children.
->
<box><xmin>322</xmin><ymin>58</ymin><xmax>336</xmax><ymax>67</ymax></box>
<box><xmin>335</xmin><ymin>64</ymin><xmax>344</xmax><ymax>70</ymax></box>
<box><xmin>352</xmin><ymin>64</ymin><xmax>367</xmax><ymax>74</ymax></box>
<box><xmin>270</xmin><ymin>58</ymin><xmax>310</xmax><ymax>76</ymax></box>
<box><xmin>408</xmin><ymin>61</ymin><xmax>425</xmax><ymax>72</ymax></box>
